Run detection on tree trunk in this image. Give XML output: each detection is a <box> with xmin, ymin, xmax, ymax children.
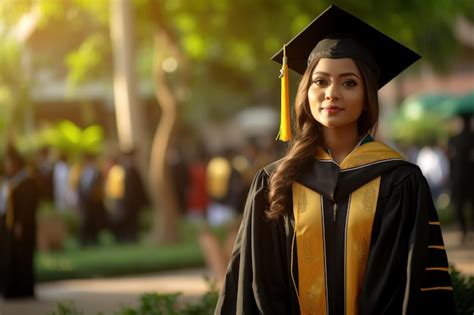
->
<box><xmin>147</xmin><ymin>0</ymin><xmax>191</xmax><ymax>244</ymax></box>
<box><xmin>148</xmin><ymin>33</ymin><xmax>180</xmax><ymax>244</ymax></box>
<box><xmin>110</xmin><ymin>0</ymin><xmax>149</xmax><ymax>169</ymax></box>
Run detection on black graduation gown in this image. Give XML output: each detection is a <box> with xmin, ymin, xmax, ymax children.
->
<box><xmin>448</xmin><ymin>131</ymin><xmax>474</xmax><ymax>203</ymax></box>
<box><xmin>0</xmin><ymin>169</ymin><xmax>38</xmax><ymax>298</ymax></box>
<box><xmin>115</xmin><ymin>165</ymin><xmax>148</xmax><ymax>242</ymax></box>
<box><xmin>215</xmin><ymin>140</ymin><xmax>456</xmax><ymax>315</ymax></box>
<box><xmin>78</xmin><ymin>165</ymin><xmax>106</xmax><ymax>245</ymax></box>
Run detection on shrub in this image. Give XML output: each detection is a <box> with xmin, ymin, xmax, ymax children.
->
<box><xmin>47</xmin><ymin>279</ymin><xmax>219</xmax><ymax>315</ymax></box>
<box><xmin>451</xmin><ymin>266</ymin><xmax>474</xmax><ymax>315</ymax></box>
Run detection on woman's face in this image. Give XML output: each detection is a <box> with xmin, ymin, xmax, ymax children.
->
<box><xmin>308</xmin><ymin>58</ymin><xmax>365</xmax><ymax>132</ymax></box>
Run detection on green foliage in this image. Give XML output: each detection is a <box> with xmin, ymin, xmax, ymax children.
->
<box><xmin>2</xmin><ymin>0</ymin><xmax>473</xmax><ymax>129</ymax></box>
<box><xmin>0</xmin><ymin>38</ymin><xmax>32</xmax><ymax>137</ymax></box>
<box><xmin>47</xmin><ymin>302</ymin><xmax>84</xmax><ymax>315</ymax></box>
<box><xmin>0</xmin><ymin>0</ymin><xmax>35</xmax><ymax>28</ymax></box>
<box><xmin>47</xmin><ymin>281</ymin><xmax>219</xmax><ymax>315</ymax></box>
<box><xmin>36</xmin><ymin>218</ymin><xmax>243</xmax><ymax>283</ymax></box>
<box><xmin>66</xmin><ymin>34</ymin><xmax>110</xmax><ymax>86</ymax></box>
<box><xmin>36</xmin><ymin>227</ymin><xmax>205</xmax><ymax>282</ymax></box>
<box><xmin>390</xmin><ymin>112</ymin><xmax>449</xmax><ymax>146</ymax></box>
<box><xmin>0</xmin><ymin>39</ymin><xmax>22</xmax><ymax>85</ymax></box>
<box><xmin>437</xmin><ymin>205</ymin><xmax>456</xmax><ymax>226</ymax></box>
<box><xmin>389</xmin><ymin>94</ymin><xmax>458</xmax><ymax>145</ymax></box>
<box><xmin>38</xmin><ymin>120</ymin><xmax>104</xmax><ymax>157</ymax></box>
<box><xmin>117</xmin><ymin>292</ymin><xmax>182</xmax><ymax>315</ymax></box>
<box><xmin>0</xmin><ymin>85</ymin><xmax>13</xmax><ymax>137</ymax></box>
<box><xmin>450</xmin><ymin>266</ymin><xmax>474</xmax><ymax>315</ymax></box>
<box><xmin>34</xmin><ymin>0</ymin><xmax>113</xmax><ymax>88</ymax></box>
<box><xmin>179</xmin><ymin>281</ymin><xmax>219</xmax><ymax>315</ymax></box>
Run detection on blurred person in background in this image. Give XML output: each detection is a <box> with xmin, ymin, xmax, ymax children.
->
<box><xmin>185</xmin><ymin>146</ymin><xmax>209</xmax><ymax>224</ymax></box>
<box><xmin>168</xmin><ymin>145</ymin><xmax>189</xmax><ymax>215</ymax></box>
<box><xmin>416</xmin><ymin>139</ymin><xmax>450</xmax><ymax>204</ymax></box>
<box><xmin>184</xmin><ymin>146</ymin><xmax>228</xmax><ymax>282</ymax></box>
<box><xmin>104</xmin><ymin>154</ymin><xmax>123</xmax><ymax>236</ymax></box>
<box><xmin>448</xmin><ymin>114</ymin><xmax>474</xmax><ymax>243</ymax></box>
<box><xmin>77</xmin><ymin>152</ymin><xmax>106</xmax><ymax>246</ymax></box>
<box><xmin>237</xmin><ymin>138</ymin><xmax>274</xmax><ymax>203</ymax></box>
<box><xmin>53</xmin><ymin>152</ymin><xmax>77</xmax><ymax>212</ymax></box>
<box><xmin>200</xmin><ymin>148</ymin><xmax>244</xmax><ymax>282</ymax></box>
<box><xmin>33</xmin><ymin>146</ymin><xmax>54</xmax><ymax>203</ymax></box>
<box><xmin>206</xmin><ymin>148</ymin><xmax>243</xmax><ymax>228</ymax></box>
<box><xmin>0</xmin><ymin>144</ymin><xmax>38</xmax><ymax>299</ymax></box>
<box><xmin>106</xmin><ymin>149</ymin><xmax>148</xmax><ymax>243</ymax></box>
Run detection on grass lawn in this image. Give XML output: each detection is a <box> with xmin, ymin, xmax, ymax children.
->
<box><xmin>35</xmin><ymin>219</ymin><xmax>213</xmax><ymax>282</ymax></box>
<box><xmin>36</xmin><ymin>240</ymin><xmax>205</xmax><ymax>283</ymax></box>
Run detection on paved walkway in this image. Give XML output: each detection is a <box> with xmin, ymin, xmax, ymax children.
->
<box><xmin>443</xmin><ymin>227</ymin><xmax>474</xmax><ymax>275</ymax></box>
<box><xmin>0</xmin><ymin>268</ymin><xmax>211</xmax><ymax>315</ymax></box>
<box><xmin>0</xmin><ymin>229</ymin><xmax>472</xmax><ymax>315</ymax></box>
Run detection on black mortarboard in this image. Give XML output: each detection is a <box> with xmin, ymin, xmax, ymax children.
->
<box><xmin>271</xmin><ymin>4</ymin><xmax>421</xmax><ymax>89</ymax></box>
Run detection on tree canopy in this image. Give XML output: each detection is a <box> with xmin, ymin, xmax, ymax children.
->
<box><xmin>1</xmin><ymin>0</ymin><xmax>472</xmax><ymax>129</ymax></box>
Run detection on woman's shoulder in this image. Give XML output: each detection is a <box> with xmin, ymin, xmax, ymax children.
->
<box><xmin>379</xmin><ymin>160</ymin><xmax>429</xmax><ymax>197</ymax></box>
<box><xmin>261</xmin><ymin>158</ymin><xmax>285</xmax><ymax>177</ymax></box>
<box><xmin>244</xmin><ymin>158</ymin><xmax>285</xmax><ymax>190</ymax></box>
<box><xmin>361</xmin><ymin>140</ymin><xmax>429</xmax><ymax>191</ymax></box>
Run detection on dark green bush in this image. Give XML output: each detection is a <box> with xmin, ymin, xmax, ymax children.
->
<box><xmin>47</xmin><ymin>280</ymin><xmax>219</xmax><ymax>315</ymax></box>
<box><xmin>47</xmin><ymin>302</ymin><xmax>84</xmax><ymax>315</ymax></box>
<box><xmin>451</xmin><ymin>266</ymin><xmax>474</xmax><ymax>315</ymax></box>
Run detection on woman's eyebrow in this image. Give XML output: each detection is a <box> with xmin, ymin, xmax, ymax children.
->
<box><xmin>313</xmin><ymin>71</ymin><xmax>361</xmax><ymax>80</ymax></box>
<box><xmin>339</xmin><ymin>72</ymin><xmax>361</xmax><ymax>79</ymax></box>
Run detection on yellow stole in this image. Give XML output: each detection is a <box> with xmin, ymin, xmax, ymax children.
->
<box><xmin>105</xmin><ymin>164</ymin><xmax>126</xmax><ymax>199</ymax></box>
<box><xmin>206</xmin><ymin>157</ymin><xmax>232</xmax><ymax>199</ymax></box>
<box><xmin>293</xmin><ymin>141</ymin><xmax>404</xmax><ymax>315</ymax></box>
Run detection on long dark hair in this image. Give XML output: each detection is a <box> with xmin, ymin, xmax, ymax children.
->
<box><xmin>266</xmin><ymin>57</ymin><xmax>379</xmax><ymax>220</ymax></box>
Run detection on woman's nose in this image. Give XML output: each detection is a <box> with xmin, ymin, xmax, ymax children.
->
<box><xmin>325</xmin><ymin>84</ymin><xmax>339</xmax><ymax>100</ymax></box>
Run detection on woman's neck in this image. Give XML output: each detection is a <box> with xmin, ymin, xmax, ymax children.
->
<box><xmin>322</xmin><ymin>126</ymin><xmax>360</xmax><ymax>164</ymax></box>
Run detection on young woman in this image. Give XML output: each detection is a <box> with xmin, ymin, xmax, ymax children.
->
<box><xmin>215</xmin><ymin>5</ymin><xmax>456</xmax><ymax>315</ymax></box>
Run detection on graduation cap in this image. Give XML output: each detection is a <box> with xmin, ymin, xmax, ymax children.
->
<box><xmin>273</xmin><ymin>4</ymin><xmax>421</xmax><ymax>141</ymax></box>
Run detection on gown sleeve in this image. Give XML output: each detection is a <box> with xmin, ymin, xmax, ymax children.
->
<box><xmin>215</xmin><ymin>169</ymin><xmax>296</xmax><ymax>315</ymax></box>
<box><xmin>403</xmin><ymin>170</ymin><xmax>456</xmax><ymax>314</ymax></box>
<box><xmin>360</xmin><ymin>166</ymin><xmax>456</xmax><ymax>314</ymax></box>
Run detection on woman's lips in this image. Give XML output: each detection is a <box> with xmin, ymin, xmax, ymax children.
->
<box><xmin>321</xmin><ymin>106</ymin><xmax>343</xmax><ymax>113</ymax></box>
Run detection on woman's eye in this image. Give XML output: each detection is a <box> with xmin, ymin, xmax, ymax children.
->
<box><xmin>313</xmin><ymin>79</ymin><xmax>327</xmax><ymax>86</ymax></box>
<box><xmin>343</xmin><ymin>80</ymin><xmax>357</xmax><ymax>87</ymax></box>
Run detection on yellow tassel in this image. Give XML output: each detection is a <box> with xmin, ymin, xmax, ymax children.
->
<box><xmin>278</xmin><ymin>45</ymin><xmax>292</xmax><ymax>142</ymax></box>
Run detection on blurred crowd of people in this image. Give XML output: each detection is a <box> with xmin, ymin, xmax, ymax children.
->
<box><xmin>174</xmin><ymin>137</ymin><xmax>279</xmax><ymax>283</ymax></box>
<box><xmin>0</xmin><ymin>135</ymin><xmax>280</xmax><ymax>298</ymax></box>
<box><xmin>0</xmin><ymin>144</ymin><xmax>149</xmax><ymax>299</ymax></box>
<box><xmin>34</xmin><ymin>147</ymin><xmax>149</xmax><ymax>246</ymax></box>
<box><xmin>0</xmin><ymin>118</ymin><xmax>471</xmax><ymax>297</ymax></box>
<box><xmin>0</xmin><ymin>145</ymin><xmax>38</xmax><ymax>299</ymax></box>
<box><xmin>403</xmin><ymin>114</ymin><xmax>474</xmax><ymax>244</ymax></box>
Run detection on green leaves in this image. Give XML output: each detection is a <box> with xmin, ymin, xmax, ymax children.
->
<box><xmin>39</xmin><ymin>120</ymin><xmax>104</xmax><ymax>157</ymax></box>
<box><xmin>450</xmin><ymin>266</ymin><xmax>474</xmax><ymax>315</ymax></box>
<box><xmin>65</xmin><ymin>34</ymin><xmax>109</xmax><ymax>86</ymax></box>
<box><xmin>2</xmin><ymin>0</ymin><xmax>472</xmax><ymax>130</ymax></box>
<box><xmin>0</xmin><ymin>39</ymin><xmax>22</xmax><ymax>85</ymax></box>
<box><xmin>389</xmin><ymin>94</ymin><xmax>455</xmax><ymax>145</ymax></box>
